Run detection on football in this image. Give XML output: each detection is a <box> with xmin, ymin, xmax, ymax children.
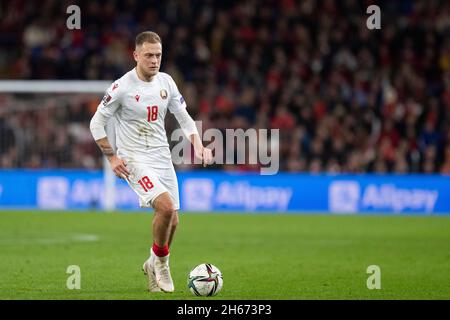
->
<box><xmin>187</xmin><ymin>263</ymin><xmax>223</xmax><ymax>296</ymax></box>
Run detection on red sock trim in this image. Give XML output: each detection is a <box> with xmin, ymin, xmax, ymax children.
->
<box><xmin>152</xmin><ymin>243</ymin><xmax>169</xmax><ymax>257</ymax></box>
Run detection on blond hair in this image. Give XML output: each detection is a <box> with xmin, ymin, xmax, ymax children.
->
<box><xmin>135</xmin><ymin>31</ymin><xmax>162</xmax><ymax>47</ymax></box>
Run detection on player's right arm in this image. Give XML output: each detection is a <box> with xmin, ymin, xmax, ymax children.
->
<box><xmin>89</xmin><ymin>82</ymin><xmax>130</xmax><ymax>179</ymax></box>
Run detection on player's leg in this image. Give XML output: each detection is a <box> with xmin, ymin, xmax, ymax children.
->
<box><xmin>157</xmin><ymin>165</ymin><xmax>180</xmax><ymax>249</ymax></box>
<box><xmin>146</xmin><ymin>208</ymin><xmax>177</xmax><ymax>292</ymax></box>
<box><xmin>129</xmin><ymin>164</ymin><xmax>179</xmax><ymax>293</ymax></box>
<box><xmin>143</xmin><ymin>192</ymin><xmax>176</xmax><ymax>293</ymax></box>
<box><xmin>168</xmin><ymin>211</ymin><xmax>179</xmax><ymax>248</ymax></box>
<box><xmin>150</xmin><ymin>191</ymin><xmax>175</xmax><ymax>292</ymax></box>
<box><xmin>152</xmin><ymin>192</ymin><xmax>175</xmax><ymax>248</ymax></box>
<box><xmin>122</xmin><ymin>161</ymin><xmax>171</xmax><ymax>292</ymax></box>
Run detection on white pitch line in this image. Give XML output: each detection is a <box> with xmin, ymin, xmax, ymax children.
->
<box><xmin>0</xmin><ymin>234</ymin><xmax>100</xmax><ymax>245</ymax></box>
<box><xmin>71</xmin><ymin>234</ymin><xmax>99</xmax><ymax>242</ymax></box>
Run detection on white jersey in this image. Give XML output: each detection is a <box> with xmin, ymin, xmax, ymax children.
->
<box><xmin>97</xmin><ymin>68</ymin><xmax>187</xmax><ymax>168</ymax></box>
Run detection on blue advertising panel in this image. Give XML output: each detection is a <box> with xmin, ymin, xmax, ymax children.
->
<box><xmin>178</xmin><ymin>173</ymin><xmax>450</xmax><ymax>214</ymax></box>
<box><xmin>0</xmin><ymin>170</ymin><xmax>449</xmax><ymax>214</ymax></box>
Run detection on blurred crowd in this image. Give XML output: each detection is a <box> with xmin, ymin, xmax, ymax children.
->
<box><xmin>0</xmin><ymin>0</ymin><xmax>450</xmax><ymax>173</ymax></box>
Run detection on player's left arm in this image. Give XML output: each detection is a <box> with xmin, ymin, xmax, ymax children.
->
<box><xmin>172</xmin><ymin>108</ymin><xmax>212</xmax><ymax>167</ymax></box>
<box><xmin>167</xmin><ymin>76</ymin><xmax>212</xmax><ymax>167</ymax></box>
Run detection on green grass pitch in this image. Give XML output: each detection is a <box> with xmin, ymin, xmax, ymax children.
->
<box><xmin>0</xmin><ymin>211</ymin><xmax>449</xmax><ymax>300</ymax></box>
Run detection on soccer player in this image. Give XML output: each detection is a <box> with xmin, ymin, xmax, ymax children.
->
<box><xmin>89</xmin><ymin>31</ymin><xmax>213</xmax><ymax>293</ymax></box>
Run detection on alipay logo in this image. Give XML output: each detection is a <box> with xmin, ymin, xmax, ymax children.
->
<box><xmin>37</xmin><ymin>177</ymin><xmax>69</xmax><ymax>209</ymax></box>
<box><xmin>329</xmin><ymin>181</ymin><xmax>361</xmax><ymax>213</ymax></box>
<box><xmin>182</xmin><ymin>179</ymin><xmax>214</xmax><ymax>211</ymax></box>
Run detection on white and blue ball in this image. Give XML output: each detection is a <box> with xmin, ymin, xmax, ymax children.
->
<box><xmin>188</xmin><ymin>263</ymin><xmax>223</xmax><ymax>297</ymax></box>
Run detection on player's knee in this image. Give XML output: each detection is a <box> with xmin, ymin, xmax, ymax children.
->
<box><xmin>163</xmin><ymin>206</ymin><xmax>175</xmax><ymax>220</ymax></box>
<box><xmin>159</xmin><ymin>206</ymin><xmax>175</xmax><ymax>220</ymax></box>
<box><xmin>154</xmin><ymin>199</ymin><xmax>175</xmax><ymax>220</ymax></box>
<box><xmin>172</xmin><ymin>212</ymin><xmax>179</xmax><ymax>227</ymax></box>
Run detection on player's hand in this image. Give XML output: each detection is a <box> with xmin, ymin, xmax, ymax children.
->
<box><xmin>194</xmin><ymin>146</ymin><xmax>213</xmax><ymax>167</ymax></box>
<box><xmin>202</xmin><ymin>147</ymin><xmax>213</xmax><ymax>167</ymax></box>
<box><xmin>109</xmin><ymin>155</ymin><xmax>130</xmax><ymax>179</ymax></box>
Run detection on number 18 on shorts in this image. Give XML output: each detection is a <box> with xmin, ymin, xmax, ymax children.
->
<box><xmin>125</xmin><ymin>162</ymin><xmax>180</xmax><ymax>210</ymax></box>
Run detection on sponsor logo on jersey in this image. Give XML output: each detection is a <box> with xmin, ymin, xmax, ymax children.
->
<box><xmin>102</xmin><ymin>93</ymin><xmax>112</xmax><ymax>106</ymax></box>
<box><xmin>180</xmin><ymin>96</ymin><xmax>185</xmax><ymax>104</ymax></box>
<box><xmin>112</xmin><ymin>83</ymin><xmax>119</xmax><ymax>91</ymax></box>
<box><xmin>160</xmin><ymin>89</ymin><xmax>168</xmax><ymax>100</ymax></box>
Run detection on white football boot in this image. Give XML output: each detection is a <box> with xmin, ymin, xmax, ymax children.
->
<box><xmin>153</xmin><ymin>254</ymin><xmax>175</xmax><ymax>293</ymax></box>
<box><xmin>142</xmin><ymin>257</ymin><xmax>162</xmax><ymax>292</ymax></box>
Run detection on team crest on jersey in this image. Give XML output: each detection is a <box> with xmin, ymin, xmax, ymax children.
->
<box><xmin>160</xmin><ymin>89</ymin><xmax>168</xmax><ymax>100</ymax></box>
<box><xmin>135</xmin><ymin>95</ymin><xmax>140</xmax><ymax>102</ymax></box>
<box><xmin>102</xmin><ymin>93</ymin><xmax>112</xmax><ymax>106</ymax></box>
<box><xmin>112</xmin><ymin>83</ymin><xmax>119</xmax><ymax>91</ymax></box>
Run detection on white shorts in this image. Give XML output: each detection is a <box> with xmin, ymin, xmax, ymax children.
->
<box><xmin>124</xmin><ymin>162</ymin><xmax>180</xmax><ymax>210</ymax></box>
